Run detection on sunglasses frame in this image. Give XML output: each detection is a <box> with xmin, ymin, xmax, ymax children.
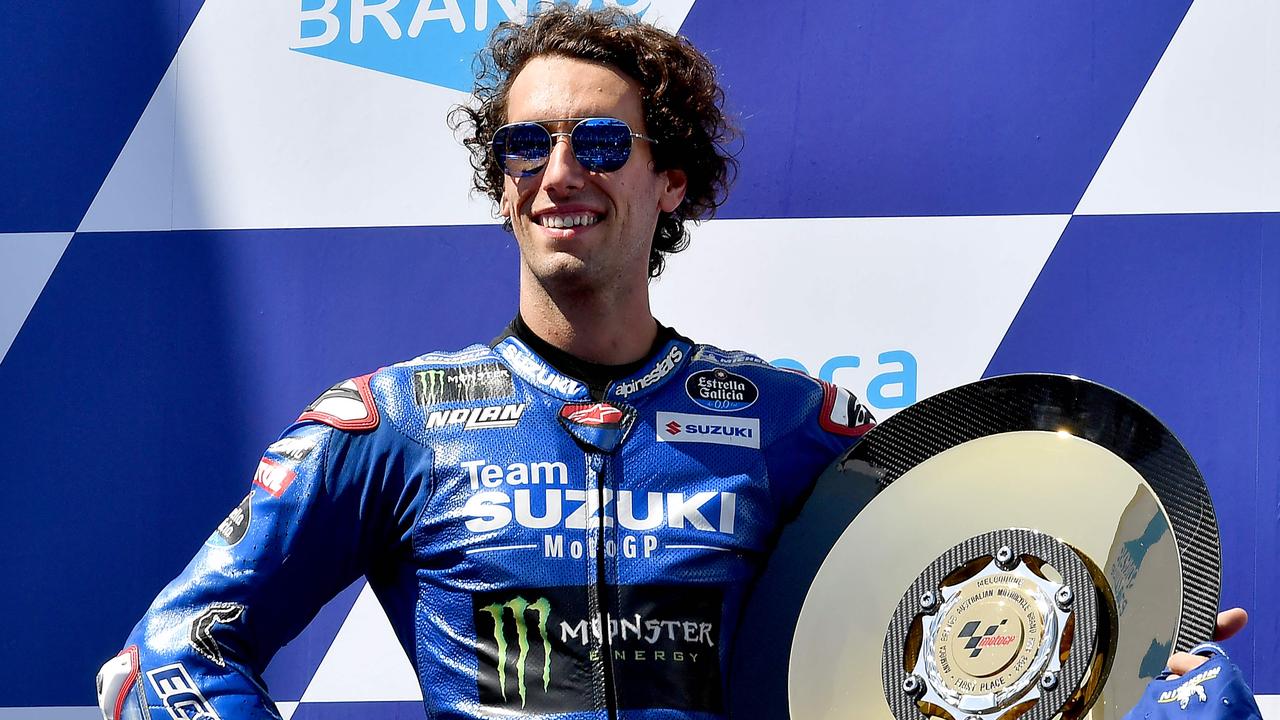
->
<box><xmin>491</xmin><ymin>117</ymin><xmax>659</xmax><ymax>177</ymax></box>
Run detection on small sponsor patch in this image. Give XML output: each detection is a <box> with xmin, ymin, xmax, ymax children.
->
<box><xmin>207</xmin><ymin>491</ymin><xmax>253</xmax><ymax>547</ymax></box>
<box><xmin>414</xmin><ymin>362</ymin><xmax>515</xmax><ymax>406</ymax></box>
<box><xmin>253</xmin><ymin>457</ymin><xmax>296</xmax><ymax>498</ymax></box>
<box><xmin>560</xmin><ymin>402</ymin><xmax>625</xmax><ymax>427</ymax></box>
<box><xmin>298</xmin><ymin>373</ymin><xmax>379</xmax><ymax>431</ymax></box>
<box><xmin>425</xmin><ymin>403</ymin><xmax>526</xmax><ymax>430</ymax></box>
<box><xmin>656</xmin><ymin>412</ymin><xmax>760</xmax><ymax>449</ymax></box>
<box><xmin>190</xmin><ymin>602</ymin><xmax>244</xmax><ymax>668</ymax></box>
<box><xmin>557</xmin><ymin>401</ymin><xmax>636</xmax><ymax>452</ymax></box>
<box><xmin>1158</xmin><ymin>665</ymin><xmax>1220</xmax><ymax>708</ymax></box>
<box><xmin>819</xmin><ymin>382</ymin><xmax>875</xmax><ymax>437</ymax></box>
<box><xmin>146</xmin><ymin>662</ymin><xmax>222</xmax><ymax>720</ymax></box>
<box><xmin>684</xmin><ymin>368</ymin><xmax>758</xmax><ymax>412</ymax></box>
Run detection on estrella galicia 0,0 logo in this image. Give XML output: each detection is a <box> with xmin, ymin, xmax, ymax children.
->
<box><xmin>684</xmin><ymin>368</ymin><xmax>758</xmax><ymax>412</ymax></box>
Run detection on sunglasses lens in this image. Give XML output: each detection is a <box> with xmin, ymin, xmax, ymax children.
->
<box><xmin>571</xmin><ymin>118</ymin><xmax>634</xmax><ymax>172</ymax></box>
<box><xmin>494</xmin><ymin>122</ymin><xmax>551</xmax><ymax>177</ymax></box>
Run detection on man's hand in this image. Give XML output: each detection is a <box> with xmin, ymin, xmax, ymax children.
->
<box><xmin>1166</xmin><ymin>608</ymin><xmax>1248</xmax><ymax>678</ymax></box>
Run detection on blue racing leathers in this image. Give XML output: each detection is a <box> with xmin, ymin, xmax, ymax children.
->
<box><xmin>97</xmin><ymin>334</ymin><xmax>874</xmax><ymax>720</ymax></box>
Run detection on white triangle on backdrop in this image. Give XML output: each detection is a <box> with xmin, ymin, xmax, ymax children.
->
<box><xmin>651</xmin><ymin>214</ymin><xmax>1071</xmax><ymax>416</ymax></box>
<box><xmin>79</xmin><ymin>0</ymin><xmax>493</xmax><ymax>233</ymax></box>
<box><xmin>300</xmin><ymin>582</ymin><xmax>423</xmax><ymax>703</ymax></box>
<box><xmin>1076</xmin><ymin>0</ymin><xmax>1280</xmax><ymax>215</ymax></box>
<box><xmin>0</xmin><ymin>233</ymin><xmax>74</xmax><ymax>365</ymax></box>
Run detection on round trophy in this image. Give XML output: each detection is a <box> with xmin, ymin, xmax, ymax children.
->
<box><xmin>730</xmin><ymin>374</ymin><xmax>1220</xmax><ymax>720</ymax></box>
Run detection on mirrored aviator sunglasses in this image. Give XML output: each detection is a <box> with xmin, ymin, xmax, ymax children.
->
<box><xmin>491</xmin><ymin>117</ymin><xmax>657</xmax><ymax>177</ymax></box>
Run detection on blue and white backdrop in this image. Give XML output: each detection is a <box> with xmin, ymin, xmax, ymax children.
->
<box><xmin>1</xmin><ymin>1</ymin><xmax>1276</xmax><ymax>717</ymax></box>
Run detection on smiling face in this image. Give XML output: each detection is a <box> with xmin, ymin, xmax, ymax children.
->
<box><xmin>500</xmin><ymin>55</ymin><xmax>687</xmax><ymax>298</ymax></box>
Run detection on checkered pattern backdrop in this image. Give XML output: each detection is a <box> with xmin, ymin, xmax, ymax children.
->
<box><xmin>1</xmin><ymin>1</ymin><xmax>1276</xmax><ymax>717</ymax></box>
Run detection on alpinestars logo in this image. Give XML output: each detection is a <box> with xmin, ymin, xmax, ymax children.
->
<box><xmin>480</xmin><ymin>596</ymin><xmax>553</xmax><ymax>709</ymax></box>
<box><xmin>426</xmin><ymin>403</ymin><xmax>525</xmax><ymax>430</ymax></box>
<box><xmin>613</xmin><ymin>345</ymin><xmax>683</xmax><ymax>397</ymax></box>
<box><xmin>957</xmin><ymin>619</ymin><xmax>1015</xmax><ymax>658</ymax></box>
<box><xmin>561</xmin><ymin>403</ymin><xmax>624</xmax><ymax>427</ymax></box>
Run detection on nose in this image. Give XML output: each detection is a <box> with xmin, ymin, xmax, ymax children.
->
<box><xmin>540</xmin><ymin>133</ymin><xmax>585</xmax><ymax>194</ymax></box>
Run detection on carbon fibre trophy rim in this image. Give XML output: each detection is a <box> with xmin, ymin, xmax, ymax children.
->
<box><xmin>847</xmin><ymin>373</ymin><xmax>1220</xmax><ymax>652</ymax></box>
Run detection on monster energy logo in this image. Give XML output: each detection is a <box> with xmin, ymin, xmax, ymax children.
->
<box><xmin>414</xmin><ymin>363</ymin><xmax>514</xmax><ymax>406</ymax></box>
<box><xmin>482</xmin><ymin>596</ymin><xmax>552</xmax><ymax>708</ymax></box>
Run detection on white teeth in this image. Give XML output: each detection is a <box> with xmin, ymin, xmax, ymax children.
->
<box><xmin>540</xmin><ymin>213</ymin><xmax>598</xmax><ymax>228</ymax></box>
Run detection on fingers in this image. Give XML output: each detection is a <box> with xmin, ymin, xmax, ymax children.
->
<box><xmin>1164</xmin><ymin>608</ymin><xmax>1247</xmax><ymax>679</ymax></box>
<box><xmin>1166</xmin><ymin>651</ymin><xmax>1205</xmax><ymax>679</ymax></box>
<box><xmin>1213</xmin><ymin>608</ymin><xmax>1248</xmax><ymax>641</ymax></box>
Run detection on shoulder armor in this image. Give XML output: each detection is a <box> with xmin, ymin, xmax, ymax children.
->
<box><xmin>689</xmin><ymin>345</ymin><xmax>774</xmax><ymax>369</ymax></box>
<box><xmin>297</xmin><ymin>373</ymin><xmax>380</xmax><ymax>431</ymax></box>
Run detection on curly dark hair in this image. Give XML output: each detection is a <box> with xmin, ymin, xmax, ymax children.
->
<box><xmin>450</xmin><ymin>6</ymin><xmax>738</xmax><ymax>278</ymax></box>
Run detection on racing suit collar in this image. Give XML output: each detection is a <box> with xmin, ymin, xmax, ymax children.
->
<box><xmin>605</xmin><ymin>337</ymin><xmax>691</xmax><ymax>403</ymax></box>
<box><xmin>492</xmin><ymin>316</ymin><xmax>691</xmax><ymax>401</ymax></box>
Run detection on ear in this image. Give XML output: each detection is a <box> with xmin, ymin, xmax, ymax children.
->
<box><xmin>658</xmin><ymin>168</ymin><xmax>688</xmax><ymax>213</ymax></box>
<box><xmin>499</xmin><ymin>189</ymin><xmax>512</xmax><ymax>219</ymax></box>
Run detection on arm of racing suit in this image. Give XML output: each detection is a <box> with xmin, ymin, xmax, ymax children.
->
<box><xmin>95</xmin><ymin>375</ymin><xmax>431</xmax><ymax>720</ymax></box>
<box><xmin>765</xmin><ymin>375</ymin><xmax>877</xmax><ymax>519</ymax></box>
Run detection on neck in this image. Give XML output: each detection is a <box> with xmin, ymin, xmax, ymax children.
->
<box><xmin>518</xmin><ymin>272</ymin><xmax>657</xmax><ymax>365</ymax></box>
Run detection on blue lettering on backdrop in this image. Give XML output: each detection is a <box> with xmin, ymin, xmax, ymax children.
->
<box><xmin>771</xmin><ymin>350</ymin><xmax>918</xmax><ymax>410</ymax></box>
<box><xmin>293</xmin><ymin>0</ymin><xmax>663</xmax><ymax>92</ymax></box>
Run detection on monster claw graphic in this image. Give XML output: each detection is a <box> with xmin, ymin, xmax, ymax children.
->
<box><xmin>483</xmin><ymin>596</ymin><xmax>552</xmax><ymax>707</ymax></box>
<box><xmin>482</xmin><ymin>603</ymin><xmax>510</xmax><ymax>701</ymax></box>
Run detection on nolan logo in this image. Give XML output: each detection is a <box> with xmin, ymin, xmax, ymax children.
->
<box><xmin>426</xmin><ymin>403</ymin><xmax>525</xmax><ymax>430</ymax></box>
<box><xmin>292</xmin><ymin>1</ymin><xmax>698</xmax><ymax>93</ymax></box>
<box><xmin>1158</xmin><ymin>665</ymin><xmax>1220</xmax><ymax>708</ymax></box>
<box><xmin>613</xmin><ymin>345</ymin><xmax>683</xmax><ymax>397</ymax></box>
<box><xmin>655</xmin><ymin>412</ymin><xmax>759</xmax><ymax>449</ymax></box>
<box><xmin>685</xmin><ymin>368</ymin><xmax>758</xmax><ymax>412</ymax></box>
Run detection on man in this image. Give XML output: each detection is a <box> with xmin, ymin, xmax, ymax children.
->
<box><xmin>96</xmin><ymin>8</ymin><xmax>874</xmax><ymax>720</ymax></box>
<box><xmin>96</xmin><ymin>7</ymin><xmax>1243</xmax><ymax>720</ymax></box>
